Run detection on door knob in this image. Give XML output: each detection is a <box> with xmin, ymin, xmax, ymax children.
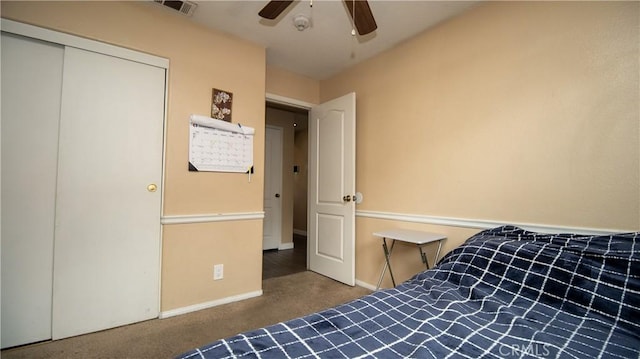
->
<box><xmin>147</xmin><ymin>184</ymin><xmax>157</xmax><ymax>192</ymax></box>
<box><xmin>343</xmin><ymin>195</ymin><xmax>351</xmax><ymax>202</ymax></box>
<box><xmin>275</xmin><ymin>193</ymin><xmax>280</xmax><ymax>198</ymax></box>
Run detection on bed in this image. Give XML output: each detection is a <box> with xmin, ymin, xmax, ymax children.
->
<box><xmin>177</xmin><ymin>225</ymin><xmax>639</xmax><ymax>358</ymax></box>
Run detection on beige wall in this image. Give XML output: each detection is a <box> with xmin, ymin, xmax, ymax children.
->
<box><xmin>321</xmin><ymin>1</ymin><xmax>640</xmax><ymax>287</ymax></box>
<box><xmin>6</xmin><ymin>0</ymin><xmax>638</xmax><ymax>305</ymax></box>
<box><xmin>266</xmin><ymin>65</ymin><xmax>320</xmax><ymax>105</ymax></box>
<box><xmin>1</xmin><ymin>1</ymin><xmax>266</xmax><ymax>311</ymax></box>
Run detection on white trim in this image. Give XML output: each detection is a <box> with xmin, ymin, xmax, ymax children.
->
<box><xmin>356</xmin><ymin>210</ymin><xmax>632</xmax><ymax>235</ymax></box>
<box><xmin>161</xmin><ymin>212</ymin><xmax>264</xmax><ymax>225</ymax></box>
<box><xmin>159</xmin><ymin>290</ymin><xmax>263</xmax><ymax>319</ymax></box>
<box><xmin>158</xmin><ymin>51</ymin><xmax>170</xmax><ymax>316</ymax></box>
<box><xmin>1</xmin><ymin>19</ymin><xmax>168</xmax><ymax>68</ymax></box>
<box><xmin>278</xmin><ymin>242</ymin><xmax>294</xmax><ymax>250</ymax></box>
<box><xmin>293</xmin><ymin>229</ymin><xmax>308</xmax><ymax>237</ymax></box>
<box><xmin>266</xmin><ymin>93</ymin><xmax>314</xmax><ymax>110</ymax></box>
<box><xmin>355</xmin><ymin>279</ymin><xmax>377</xmax><ymax>292</ymax></box>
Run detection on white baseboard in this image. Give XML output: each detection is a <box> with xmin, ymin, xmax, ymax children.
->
<box><xmin>355</xmin><ymin>279</ymin><xmax>377</xmax><ymax>292</ymax></box>
<box><xmin>278</xmin><ymin>242</ymin><xmax>294</xmax><ymax>250</ymax></box>
<box><xmin>159</xmin><ymin>290</ymin><xmax>263</xmax><ymax>319</ymax></box>
<box><xmin>293</xmin><ymin>229</ymin><xmax>308</xmax><ymax>236</ymax></box>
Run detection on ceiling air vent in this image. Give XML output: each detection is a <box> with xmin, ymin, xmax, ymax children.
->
<box><xmin>153</xmin><ymin>0</ymin><xmax>197</xmax><ymax>17</ymax></box>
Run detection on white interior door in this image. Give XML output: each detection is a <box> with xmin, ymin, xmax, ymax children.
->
<box><xmin>308</xmin><ymin>93</ymin><xmax>356</xmax><ymax>286</ymax></box>
<box><xmin>51</xmin><ymin>47</ymin><xmax>165</xmax><ymax>340</ymax></box>
<box><xmin>263</xmin><ymin>126</ymin><xmax>283</xmax><ymax>250</ymax></box>
<box><xmin>0</xmin><ymin>33</ymin><xmax>63</xmax><ymax>349</ymax></box>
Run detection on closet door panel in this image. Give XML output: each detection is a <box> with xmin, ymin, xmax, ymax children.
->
<box><xmin>52</xmin><ymin>47</ymin><xmax>164</xmax><ymax>340</ymax></box>
<box><xmin>0</xmin><ymin>33</ymin><xmax>64</xmax><ymax>349</ymax></box>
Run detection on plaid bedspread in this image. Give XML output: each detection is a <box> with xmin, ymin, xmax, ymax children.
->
<box><xmin>177</xmin><ymin>226</ymin><xmax>640</xmax><ymax>358</ymax></box>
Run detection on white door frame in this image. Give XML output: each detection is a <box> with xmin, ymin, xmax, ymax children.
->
<box><xmin>266</xmin><ymin>93</ymin><xmax>315</xmax><ymax>111</ymax></box>
<box><xmin>265</xmin><ymin>93</ymin><xmax>314</xmax><ymax>265</ymax></box>
<box><xmin>265</xmin><ymin>93</ymin><xmax>357</xmax><ymax>286</ymax></box>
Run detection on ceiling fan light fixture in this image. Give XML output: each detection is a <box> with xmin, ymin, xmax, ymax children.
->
<box><xmin>259</xmin><ymin>0</ymin><xmax>376</xmax><ymax>35</ymax></box>
<box><xmin>293</xmin><ymin>14</ymin><xmax>311</xmax><ymax>31</ymax></box>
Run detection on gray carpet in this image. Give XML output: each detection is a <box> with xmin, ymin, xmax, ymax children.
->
<box><xmin>1</xmin><ymin>271</ymin><xmax>371</xmax><ymax>359</ymax></box>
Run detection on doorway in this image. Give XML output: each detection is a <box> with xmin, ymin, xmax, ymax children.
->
<box><xmin>262</xmin><ymin>101</ymin><xmax>309</xmax><ymax>279</ymax></box>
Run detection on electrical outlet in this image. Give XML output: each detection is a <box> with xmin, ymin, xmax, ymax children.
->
<box><xmin>213</xmin><ymin>264</ymin><xmax>224</xmax><ymax>280</ymax></box>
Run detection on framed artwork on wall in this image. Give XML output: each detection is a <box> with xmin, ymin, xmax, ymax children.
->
<box><xmin>211</xmin><ymin>88</ymin><xmax>233</xmax><ymax>122</ymax></box>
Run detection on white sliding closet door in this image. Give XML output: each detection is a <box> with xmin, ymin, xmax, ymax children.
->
<box><xmin>0</xmin><ymin>33</ymin><xmax>64</xmax><ymax>349</ymax></box>
<box><xmin>51</xmin><ymin>47</ymin><xmax>165</xmax><ymax>339</ymax></box>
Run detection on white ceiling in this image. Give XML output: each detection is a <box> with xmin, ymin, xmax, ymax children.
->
<box><xmin>186</xmin><ymin>1</ymin><xmax>479</xmax><ymax>80</ymax></box>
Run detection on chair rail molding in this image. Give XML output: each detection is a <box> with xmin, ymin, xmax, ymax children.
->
<box><xmin>161</xmin><ymin>212</ymin><xmax>264</xmax><ymax>225</ymax></box>
<box><xmin>356</xmin><ymin>210</ymin><xmax>631</xmax><ymax>235</ymax></box>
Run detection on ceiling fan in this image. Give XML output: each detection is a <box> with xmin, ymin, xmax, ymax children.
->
<box><xmin>258</xmin><ymin>0</ymin><xmax>378</xmax><ymax>35</ymax></box>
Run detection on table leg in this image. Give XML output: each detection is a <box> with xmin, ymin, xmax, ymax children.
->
<box><xmin>434</xmin><ymin>239</ymin><xmax>444</xmax><ymax>266</ymax></box>
<box><xmin>376</xmin><ymin>238</ymin><xmax>396</xmax><ymax>289</ymax></box>
<box><xmin>419</xmin><ymin>246</ymin><xmax>429</xmax><ymax>268</ymax></box>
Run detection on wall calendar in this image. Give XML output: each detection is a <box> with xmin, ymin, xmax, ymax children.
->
<box><xmin>188</xmin><ymin>114</ymin><xmax>254</xmax><ymax>173</ymax></box>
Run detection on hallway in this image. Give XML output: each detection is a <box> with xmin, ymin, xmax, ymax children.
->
<box><xmin>262</xmin><ymin>234</ymin><xmax>307</xmax><ymax>280</ymax></box>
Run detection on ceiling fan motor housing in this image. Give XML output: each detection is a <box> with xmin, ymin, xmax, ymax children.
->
<box><xmin>293</xmin><ymin>14</ymin><xmax>311</xmax><ymax>31</ymax></box>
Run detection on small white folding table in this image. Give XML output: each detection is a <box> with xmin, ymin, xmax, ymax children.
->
<box><xmin>374</xmin><ymin>229</ymin><xmax>447</xmax><ymax>290</ymax></box>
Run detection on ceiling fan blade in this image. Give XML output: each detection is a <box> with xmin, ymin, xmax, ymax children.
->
<box><xmin>344</xmin><ymin>0</ymin><xmax>377</xmax><ymax>35</ymax></box>
<box><xmin>259</xmin><ymin>1</ymin><xmax>294</xmax><ymax>20</ymax></box>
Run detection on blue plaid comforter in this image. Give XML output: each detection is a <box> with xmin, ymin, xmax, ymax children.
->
<box><xmin>177</xmin><ymin>226</ymin><xmax>640</xmax><ymax>358</ymax></box>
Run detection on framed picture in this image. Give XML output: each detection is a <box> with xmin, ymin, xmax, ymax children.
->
<box><xmin>211</xmin><ymin>88</ymin><xmax>233</xmax><ymax>122</ymax></box>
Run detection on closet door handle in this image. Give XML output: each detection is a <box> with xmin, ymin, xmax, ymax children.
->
<box><xmin>147</xmin><ymin>184</ymin><xmax>157</xmax><ymax>192</ymax></box>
